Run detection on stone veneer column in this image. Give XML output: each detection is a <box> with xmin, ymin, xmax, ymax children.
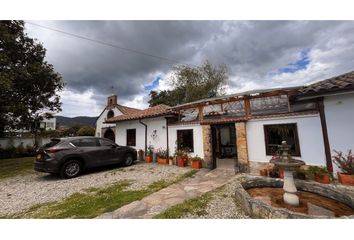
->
<box><xmin>202</xmin><ymin>125</ymin><xmax>213</xmax><ymax>169</ymax></box>
<box><xmin>235</xmin><ymin>122</ymin><xmax>250</xmax><ymax>173</ymax></box>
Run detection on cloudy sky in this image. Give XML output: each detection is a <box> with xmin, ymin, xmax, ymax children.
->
<box><xmin>24</xmin><ymin>21</ymin><xmax>354</xmax><ymax>117</ymax></box>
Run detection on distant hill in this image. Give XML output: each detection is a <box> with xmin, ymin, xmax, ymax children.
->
<box><xmin>56</xmin><ymin>116</ymin><xmax>97</xmax><ymax>128</ymax></box>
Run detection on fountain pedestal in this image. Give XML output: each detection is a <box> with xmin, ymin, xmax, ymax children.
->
<box><xmin>283</xmin><ymin>170</ymin><xmax>299</xmax><ymax>206</ymax></box>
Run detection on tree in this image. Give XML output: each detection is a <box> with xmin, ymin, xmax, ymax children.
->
<box><xmin>77</xmin><ymin>126</ymin><xmax>95</xmax><ymax>136</ymax></box>
<box><xmin>148</xmin><ymin>61</ymin><xmax>228</xmax><ymax>107</ymax></box>
<box><xmin>0</xmin><ymin>21</ymin><xmax>64</xmax><ymax>137</ymax></box>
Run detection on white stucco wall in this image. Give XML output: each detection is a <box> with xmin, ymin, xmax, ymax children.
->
<box><xmin>324</xmin><ymin>92</ymin><xmax>354</xmax><ymax>154</ymax></box>
<box><xmin>246</xmin><ymin>114</ymin><xmax>326</xmax><ymax>166</ymax></box>
<box><xmin>95</xmin><ymin>107</ymin><xmax>123</xmax><ymax>137</ymax></box>
<box><xmin>115</xmin><ymin>117</ymin><xmax>168</xmax><ymax>152</ymax></box>
<box><xmin>168</xmin><ymin>124</ymin><xmax>204</xmax><ymax>158</ymax></box>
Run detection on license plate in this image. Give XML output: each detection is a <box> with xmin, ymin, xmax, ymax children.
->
<box><xmin>36</xmin><ymin>154</ymin><xmax>43</xmax><ymax>161</ymax></box>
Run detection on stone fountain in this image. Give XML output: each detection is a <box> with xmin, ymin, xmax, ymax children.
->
<box><xmin>270</xmin><ymin>141</ymin><xmax>305</xmax><ymax>206</ymax></box>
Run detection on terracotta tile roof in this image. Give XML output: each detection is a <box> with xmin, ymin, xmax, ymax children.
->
<box><xmin>116</xmin><ymin>105</ymin><xmax>142</xmax><ymax>115</ymax></box>
<box><xmin>105</xmin><ymin>104</ymin><xmax>176</xmax><ymax>123</ymax></box>
<box><xmin>299</xmin><ymin>71</ymin><xmax>354</xmax><ymax>96</ymax></box>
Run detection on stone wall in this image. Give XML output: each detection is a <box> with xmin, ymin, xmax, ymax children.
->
<box><xmin>235</xmin><ymin>122</ymin><xmax>250</xmax><ymax>173</ymax></box>
<box><xmin>202</xmin><ymin>125</ymin><xmax>212</xmax><ymax>169</ymax></box>
<box><xmin>249</xmin><ymin>161</ymin><xmax>272</xmax><ymax>175</ymax></box>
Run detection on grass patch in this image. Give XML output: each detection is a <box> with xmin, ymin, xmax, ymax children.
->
<box><xmin>3</xmin><ymin>169</ymin><xmax>198</xmax><ymax>219</ymax></box>
<box><xmin>154</xmin><ymin>191</ymin><xmax>213</xmax><ymax>219</ymax></box>
<box><xmin>0</xmin><ymin>157</ymin><xmax>34</xmax><ymax>180</ymax></box>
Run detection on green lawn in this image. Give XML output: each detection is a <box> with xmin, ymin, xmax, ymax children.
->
<box><xmin>0</xmin><ymin>157</ymin><xmax>35</xmax><ymax>180</ymax></box>
<box><xmin>3</xmin><ymin>169</ymin><xmax>198</xmax><ymax>219</ymax></box>
<box><xmin>153</xmin><ymin>190</ymin><xmax>213</xmax><ymax>219</ymax></box>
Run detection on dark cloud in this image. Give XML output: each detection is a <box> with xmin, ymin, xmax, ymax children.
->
<box><xmin>25</xmin><ymin>21</ymin><xmax>354</xmax><ymax>115</ymax></box>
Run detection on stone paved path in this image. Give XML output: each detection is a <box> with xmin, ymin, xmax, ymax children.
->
<box><xmin>96</xmin><ymin>168</ymin><xmax>236</xmax><ymax>219</ymax></box>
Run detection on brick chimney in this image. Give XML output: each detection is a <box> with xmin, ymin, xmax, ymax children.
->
<box><xmin>107</xmin><ymin>95</ymin><xmax>118</xmax><ymax>108</ymax></box>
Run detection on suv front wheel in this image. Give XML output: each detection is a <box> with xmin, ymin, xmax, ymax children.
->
<box><xmin>124</xmin><ymin>153</ymin><xmax>134</xmax><ymax>166</ymax></box>
<box><xmin>60</xmin><ymin>160</ymin><xmax>82</xmax><ymax>178</ymax></box>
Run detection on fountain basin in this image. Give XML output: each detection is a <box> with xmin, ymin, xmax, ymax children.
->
<box><xmin>234</xmin><ymin>175</ymin><xmax>354</xmax><ymax>219</ymax></box>
<box><xmin>270</xmin><ymin>159</ymin><xmax>305</xmax><ymax>171</ymax></box>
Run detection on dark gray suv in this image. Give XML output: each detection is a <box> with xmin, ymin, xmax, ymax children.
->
<box><xmin>34</xmin><ymin>136</ymin><xmax>137</xmax><ymax>178</ymax></box>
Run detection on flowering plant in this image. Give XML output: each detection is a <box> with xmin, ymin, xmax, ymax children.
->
<box><xmin>174</xmin><ymin>149</ymin><xmax>188</xmax><ymax>158</ymax></box>
<box><xmin>157</xmin><ymin>148</ymin><xmax>168</xmax><ymax>159</ymax></box>
<box><xmin>332</xmin><ymin>150</ymin><xmax>353</xmax><ymax>175</ymax></box>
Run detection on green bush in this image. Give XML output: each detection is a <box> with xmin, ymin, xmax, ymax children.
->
<box><xmin>77</xmin><ymin>126</ymin><xmax>95</xmax><ymax>136</ymax></box>
<box><xmin>0</xmin><ymin>143</ymin><xmax>36</xmax><ymax>159</ymax></box>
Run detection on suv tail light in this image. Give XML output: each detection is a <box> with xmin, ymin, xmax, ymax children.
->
<box><xmin>45</xmin><ymin>148</ymin><xmax>68</xmax><ymax>154</ymax></box>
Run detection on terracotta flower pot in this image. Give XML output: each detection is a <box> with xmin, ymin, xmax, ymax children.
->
<box><xmin>191</xmin><ymin>161</ymin><xmax>202</xmax><ymax>169</ymax></box>
<box><xmin>145</xmin><ymin>155</ymin><xmax>152</xmax><ymax>163</ymax></box>
<box><xmin>314</xmin><ymin>173</ymin><xmax>331</xmax><ymax>184</ymax></box>
<box><xmin>259</xmin><ymin>169</ymin><xmax>268</xmax><ymax>177</ymax></box>
<box><xmin>157</xmin><ymin>157</ymin><xmax>169</xmax><ymax>165</ymax></box>
<box><xmin>176</xmin><ymin>157</ymin><xmax>187</xmax><ymax>167</ymax></box>
<box><xmin>337</xmin><ymin>173</ymin><xmax>354</xmax><ymax>186</ymax></box>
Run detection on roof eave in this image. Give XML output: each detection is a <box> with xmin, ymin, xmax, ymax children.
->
<box><xmin>104</xmin><ymin>112</ymin><xmax>178</xmax><ymax>124</ymax></box>
<box><xmin>297</xmin><ymin>87</ymin><xmax>354</xmax><ymax>100</ymax></box>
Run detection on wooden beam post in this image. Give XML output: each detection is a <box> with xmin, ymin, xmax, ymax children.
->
<box><xmin>244</xmin><ymin>96</ymin><xmax>251</xmax><ymax>118</ymax></box>
<box><xmin>317</xmin><ymin>97</ymin><xmax>333</xmax><ymax>174</ymax></box>
<box><xmin>198</xmin><ymin>105</ymin><xmax>204</xmax><ymax>121</ymax></box>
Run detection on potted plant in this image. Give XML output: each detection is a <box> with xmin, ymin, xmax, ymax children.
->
<box><xmin>157</xmin><ymin>148</ymin><xmax>169</xmax><ymax>165</ymax></box>
<box><xmin>268</xmin><ymin>165</ymin><xmax>285</xmax><ymax>178</ymax></box>
<box><xmin>269</xmin><ymin>166</ymin><xmax>279</xmax><ymax>178</ymax></box>
<box><xmin>307</xmin><ymin>166</ymin><xmax>331</xmax><ymax>184</ymax></box>
<box><xmin>191</xmin><ymin>155</ymin><xmax>203</xmax><ymax>169</ymax></box>
<box><xmin>332</xmin><ymin>150</ymin><xmax>354</xmax><ymax>186</ymax></box>
<box><xmin>259</xmin><ymin>168</ymin><xmax>268</xmax><ymax>177</ymax></box>
<box><xmin>175</xmin><ymin>149</ymin><xmax>188</xmax><ymax>167</ymax></box>
<box><xmin>138</xmin><ymin>149</ymin><xmax>144</xmax><ymax>161</ymax></box>
<box><xmin>145</xmin><ymin>145</ymin><xmax>154</xmax><ymax>163</ymax></box>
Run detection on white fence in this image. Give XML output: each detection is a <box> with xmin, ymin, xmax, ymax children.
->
<box><xmin>0</xmin><ymin>137</ymin><xmax>51</xmax><ymax>148</ymax></box>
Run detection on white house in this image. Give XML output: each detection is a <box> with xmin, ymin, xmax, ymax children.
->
<box><xmin>104</xmin><ymin>70</ymin><xmax>354</xmax><ymax>174</ymax></box>
<box><xmin>39</xmin><ymin>116</ymin><xmax>56</xmax><ymax>131</ymax></box>
<box><xmin>95</xmin><ymin>95</ymin><xmax>141</xmax><ymax>141</ymax></box>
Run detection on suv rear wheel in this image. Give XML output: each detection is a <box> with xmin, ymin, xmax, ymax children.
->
<box><xmin>60</xmin><ymin>160</ymin><xmax>82</xmax><ymax>178</ymax></box>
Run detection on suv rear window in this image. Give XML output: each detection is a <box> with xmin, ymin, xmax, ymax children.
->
<box><xmin>42</xmin><ymin>139</ymin><xmax>61</xmax><ymax>148</ymax></box>
<box><xmin>71</xmin><ymin>138</ymin><xmax>98</xmax><ymax>147</ymax></box>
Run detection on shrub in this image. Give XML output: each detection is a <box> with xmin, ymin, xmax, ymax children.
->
<box><xmin>16</xmin><ymin>143</ymin><xmax>25</xmax><ymax>157</ymax></box>
<box><xmin>306</xmin><ymin>166</ymin><xmax>329</xmax><ymax>178</ymax></box>
<box><xmin>146</xmin><ymin>145</ymin><xmax>154</xmax><ymax>156</ymax></box>
<box><xmin>190</xmin><ymin>155</ymin><xmax>203</xmax><ymax>162</ymax></box>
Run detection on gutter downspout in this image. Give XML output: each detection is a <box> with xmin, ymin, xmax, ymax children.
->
<box><xmin>139</xmin><ymin>119</ymin><xmax>147</xmax><ymax>155</ymax></box>
<box><xmin>165</xmin><ymin>117</ymin><xmax>169</xmax><ymax>158</ymax></box>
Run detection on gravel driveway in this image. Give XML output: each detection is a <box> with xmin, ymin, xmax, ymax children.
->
<box><xmin>0</xmin><ymin>162</ymin><xmax>190</xmax><ymax>216</ymax></box>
